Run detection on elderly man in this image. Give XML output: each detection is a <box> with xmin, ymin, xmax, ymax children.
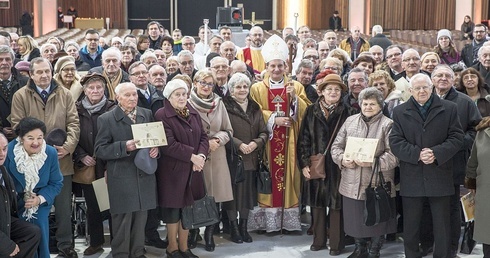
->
<box><xmin>249</xmin><ymin>35</ymin><xmax>310</xmax><ymax>233</ymax></box>
<box><xmin>471</xmin><ymin>45</ymin><xmax>490</xmax><ymax>86</ymax></box>
<box><xmin>318</xmin><ymin>41</ymin><xmax>330</xmax><ymax>60</ymax></box>
<box><xmin>89</xmin><ymin>47</ymin><xmax>130</xmax><ymax>100</ymax></box>
<box><xmin>221</xmin><ymin>41</ymin><xmax>254</xmax><ymax>78</ymax></box>
<box><xmin>368</xmin><ymin>25</ymin><xmax>392</xmax><ymax>51</ymax></box>
<box><xmin>207</xmin><ymin>35</ymin><xmax>224</xmax><ymax>55</ymax></box>
<box><xmin>303</xmin><ymin>49</ymin><xmax>320</xmax><ymax>74</ymax></box>
<box><xmin>343</xmin><ymin>67</ymin><xmax>369</xmax><ymax>113</ymax></box>
<box><xmin>128</xmin><ymin>61</ymin><xmax>164</xmax><ymax>114</ymax></box>
<box><xmin>11</xmin><ymin>57</ymin><xmax>80</xmax><ymax>258</ymax></box>
<box><xmin>9</xmin><ymin>32</ymin><xmax>19</xmax><ymax>57</ymax></box>
<box><xmin>461</xmin><ymin>24</ymin><xmax>488</xmax><ymax>67</ymax></box>
<box><xmin>95</xmin><ymin>82</ymin><xmax>158</xmax><ymax>258</ymax></box>
<box><xmin>210</xmin><ymin>56</ymin><xmax>231</xmax><ymax>97</ymax></box>
<box><xmin>237</xmin><ymin>26</ymin><xmax>265</xmax><ymax>74</ymax></box>
<box><xmin>416</xmin><ymin>65</ymin><xmax>481</xmax><ymax>257</ymax></box>
<box><xmin>294</xmin><ymin>59</ymin><xmax>317</xmax><ymax>103</ymax></box>
<box><xmin>140</xmin><ymin>51</ymin><xmax>158</xmax><ymax>67</ymax></box>
<box><xmin>182</xmin><ymin>36</ymin><xmax>205</xmax><ymax>70</ymax></box>
<box><xmin>396</xmin><ymin>48</ymin><xmax>429</xmax><ymax>81</ymax></box>
<box><xmin>79</xmin><ymin>30</ymin><xmax>104</xmax><ymax>68</ymax></box>
<box><xmin>40</xmin><ymin>43</ymin><xmax>57</xmax><ymax>64</ymax></box>
<box><xmin>0</xmin><ymin>46</ymin><xmax>28</xmax><ymax>141</ymax></box>
<box><xmin>148</xmin><ymin>64</ymin><xmax>167</xmax><ymax>93</ymax></box>
<box><xmin>167</xmin><ymin>50</ymin><xmax>197</xmax><ymax>82</ymax></box>
<box><xmin>390</xmin><ymin>73</ymin><xmax>464</xmax><ymax>258</ymax></box>
<box><xmin>385</xmin><ymin>45</ymin><xmax>404</xmax><ymax>79</ymax></box>
<box><xmin>148</xmin><ymin>21</ymin><xmax>164</xmax><ymax>50</ymax></box>
<box><xmin>339</xmin><ymin>26</ymin><xmax>370</xmax><ymax>61</ymax></box>
<box><xmin>230</xmin><ymin>60</ymin><xmax>248</xmax><ymax>75</ymax></box>
<box><xmin>0</xmin><ymin>133</ymin><xmax>41</xmax><ymax>258</ymax></box>
<box><xmin>324</xmin><ymin>31</ymin><xmax>339</xmax><ymax>50</ymax></box>
<box><xmin>154</xmin><ymin>49</ymin><xmax>167</xmax><ymax>67</ymax></box>
<box><xmin>369</xmin><ymin>45</ymin><xmax>385</xmax><ymax>65</ymax></box>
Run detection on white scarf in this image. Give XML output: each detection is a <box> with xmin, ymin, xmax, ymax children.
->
<box><xmin>13</xmin><ymin>138</ymin><xmax>47</xmax><ymax>221</ymax></box>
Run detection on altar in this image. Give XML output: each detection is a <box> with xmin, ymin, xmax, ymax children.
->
<box><xmin>75</xmin><ymin>18</ymin><xmax>104</xmax><ymax>29</ymax></box>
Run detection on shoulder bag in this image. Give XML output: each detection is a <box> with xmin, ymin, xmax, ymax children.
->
<box><xmin>225</xmin><ymin>131</ymin><xmax>245</xmax><ymax>184</ymax></box>
<box><xmin>257</xmin><ymin>151</ymin><xmax>272</xmax><ymax>194</ymax></box>
<box><xmin>364</xmin><ymin>157</ymin><xmax>395</xmax><ymax>226</ymax></box>
<box><xmin>181</xmin><ymin>172</ymin><xmax>220</xmax><ymax>230</ymax></box>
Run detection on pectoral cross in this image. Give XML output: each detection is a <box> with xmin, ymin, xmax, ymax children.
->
<box><xmin>243</xmin><ymin>12</ymin><xmax>265</xmax><ymax>27</ymax></box>
<box><xmin>275</xmin><ymin>102</ymin><xmax>285</xmax><ymax>117</ymax></box>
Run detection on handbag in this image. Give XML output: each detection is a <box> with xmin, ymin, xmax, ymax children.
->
<box><xmin>181</xmin><ymin>172</ymin><xmax>220</xmax><ymax>230</ymax></box>
<box><xmin>73</xmin><ymin>165</ymin><xmax>96</xmax><ymax>184</ymax></box>
<box><xmin>460</xmin><ymin>221</ymin><xmax>476</xmax><ymax>254</ymax></box>
<box><xmin>257</xmin><ymin>154</ymin><xmax>272</xmax><ymax>194</ymax></box>
<box><xmin>364</xmin><ymin>158</ymin><xmax>394</xmax><ymax>226</ymax></box>
<box><xmin>307</xmin><ymin>111</ymin><xmax>343</xmax><ymax>181</ymax></box>
<box><xmin>225</xmin><ymin>131</ymin><xmax>245</xmax><ymax>184</ymax></box>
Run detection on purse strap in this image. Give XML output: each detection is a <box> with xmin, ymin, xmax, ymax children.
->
<box><xmin>188</xmin><ymin>168</ymin><xmax>209</xmax><ymax>196</ymax></box>
<box><xmin>321</xmin><ymin>109</ymin><xmax>344</xmax><ymax>156</ymax></box>
<box><xmin>368</xmin><ymin>157</ymin><xmax>380</xmax><ymax>188</ymax></box>
<box><xmin>225</xmin><ymin>130</ymin><xmax>238</xmax><ymax>161</ymax></box>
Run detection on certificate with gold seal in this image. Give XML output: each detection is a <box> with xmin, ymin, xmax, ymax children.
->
<box><xmin>131</xmin><ymin>122</ymin><xmax>167</xmax><ymax>149</ymax></box>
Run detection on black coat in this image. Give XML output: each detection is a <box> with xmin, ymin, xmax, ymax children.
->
<box><xmin>471</xmin><ymin>63</ymin><xmax>490</xmax><ymax>89</ymax></box>
<box><xmin>441</xmin><ymin>88</ymin><xmax>481</xmax><ymax>184</ymax></box>
<box><xmin>136</xmin><ymin>85</ymin><xmax>164</xmax><ymax>116</ymax></box>
<box><xmin>0</xmin><ymin>69</ymin><xmax>28</xmax><ymax>140</ymax></box>
<box><xmin>297</xmin><ymin>99</ymin><xmax>353</xmax><ymax>209</ymax></box>
<box><xmin>0</xmin><ymin>166</ymin><xmax>18</xmax><ymax>256</ymax></box>
<box><xmin>461</xmin><ymin>40</ymin><xmax>487</xmax><ymax>68</ymax></box>
<box><xmin>368</xmin><ymin>34</ymin><xmax>393</xmax><ymax>51</ymax></box>
<box><xmin>390</xmin><ymin>95</ymin><xmax>464</xmax><ymax>197</ymax></box>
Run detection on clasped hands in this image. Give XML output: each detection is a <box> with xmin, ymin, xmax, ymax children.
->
<box><xmin>341</xmin><ymin>159</ymin><xmax>372</xmax><ymax>169</ymax></box>
<box><xmin>24</xmin><ymin>192</ymin><xmax>41</xmax><ymax>209</ymax></box>
<box><xmin>239</xmin><ymin>141</ymin><xmax>257</xmax><ymax>155</ymax></box>
<box><xmin>419</xmin><ymin>148</ymin><xmax>435</xmax><ymax>164</ymax></box>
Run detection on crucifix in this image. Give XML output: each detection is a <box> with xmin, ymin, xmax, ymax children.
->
<box><xmin>243</xmin><ymin>12</ymin><xmax>265</xmax><ymax>27</ymax></box>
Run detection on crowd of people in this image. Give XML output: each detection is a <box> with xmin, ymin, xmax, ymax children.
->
<box><xmin>1</xmin><ymin>17</ymin><xmax>490</xmax><ymax>258</ymax></box>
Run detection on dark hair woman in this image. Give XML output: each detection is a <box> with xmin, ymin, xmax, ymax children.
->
<box><xmin>459</xmin><ymin>67</ymin><xmax>490</xmax><ymax>117</ymax></box>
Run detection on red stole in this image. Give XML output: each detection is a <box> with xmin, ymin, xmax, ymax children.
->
<box><xmin>243</xmin><ymin>48</ymin><xmax>254</xmax><ymax>71</ymax></box>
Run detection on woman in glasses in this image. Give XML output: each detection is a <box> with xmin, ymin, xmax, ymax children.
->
<box><xmin>459</xmin><ymin>67</ymin><xmax>490</xmax><ymax>117</ymax></box>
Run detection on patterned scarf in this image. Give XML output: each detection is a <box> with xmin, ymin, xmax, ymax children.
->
<box><xmin>13</xmin><ymin>138</ymin><xmax>47</xmax><ymax>221</ymax></box>
<box><xmin>189</xmin><ymin>89</ymin><xmax>221</xmax><ymax>114</ymax></box>
<box><xmin>319</xmin><ymin>97</ymin><xmax>338</xmax><ymax>120</ymax></box>
<box><xmin>175</xmin><ymin>106</ymin><xmax>190</xmax><ymax>119</ymax></box>
<box><xmin>103</xmin><ymin>69</ymin><xmax>123</xmax><ymax>100</ymax></box>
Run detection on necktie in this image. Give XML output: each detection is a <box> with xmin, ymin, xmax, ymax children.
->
<box><xmin>1</xmin><ymin>80</ymin><xmax>11</xmax><ymax>102</ymax></box>
<box><xmin>41</xmin><ymin>90</ymin><xmax>49</xmax><ymax>103</ymax></box>
<box><xmin>0</xmin><ymin>172</ymin><xmax>4</xmax><ymax>187</ymax></box>
<box><xmin>144</xmin><ymin>91</ymin><xmax>151</xmax><ymax>104</ymax></box>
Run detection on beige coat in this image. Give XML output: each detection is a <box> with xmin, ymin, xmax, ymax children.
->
<box><xmin>466</xmin><ymin>128</ymin><xmax>490</xmax><ymax>244</ymax></box>
<box><xmin>10</xmin><ymin>80</ymin><xmax>80</xmax><ymax>175</ymax></box>
<box><xmin>189</xmin><ymin>97</ymin><xmax>234</xmax><ymax>203</ymax></box>
<box><xmin>331</xmin><ymin>112</ymin><xmax>398</xmax><ymax>200</ymax></box>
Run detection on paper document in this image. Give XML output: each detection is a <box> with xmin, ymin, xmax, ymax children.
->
<box><xmin>344</xmin><ymin>137</ymin><xmax>379</xmax><ymax>163</ymax></box>
<box><xmin>131</xmin><ymin>122</ymin><xmax>167</xmax><ymax>149</ymax></box>
<box><xmin>92</xmin><ymin>178</ymin><xmax>110</xmax><ymax>211</ymax></box>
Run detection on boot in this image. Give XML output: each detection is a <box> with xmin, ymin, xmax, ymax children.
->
<box><xmin>221</xmin><ymin>209</ymin><xmax>230</xmax><ymax>234</ymax></box>
<box><xmin>239</xmin><ymin>219</ymin><xmax>253</xmax><ymax>243</ymax></box>
<box><xmin>347</xmin><ymin>238</ymin><xmax>369</xmax><ymax>258</ymax></box>
<box><xmin>204</xmin><ymin>225</ymin><xmax>215</xmax><ymax>252</ymax></box>
<box><xmin>188</xmin><ymin>228</ymin><xmax>200</xmax><ymax>249</ymax></box>
<box><xmin>368</xmin><ymin>236</ymin><xmax>383</xmax><ymax>258</ymax></box>
<box><xmin>229</xmin><ymin>220</ymin><xmax>243</xmax><ymax>243</ymax></box>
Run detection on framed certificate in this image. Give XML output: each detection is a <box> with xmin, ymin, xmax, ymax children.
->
<box><xmin>131</xmin><ymin>122</ymin><xmax>167</xmax><ymax>149</ymax></box>
<box><xmin>344</xmin><ymin>137</ymin><xmax>379</xmax><ymax>163</ymax></box>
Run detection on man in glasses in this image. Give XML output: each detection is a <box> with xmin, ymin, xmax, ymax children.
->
<box><xmin>461</xmin><ymin>24</ymin><xmax>488</xmax><ymax>67</ymax></box>
<box><xmin>128</xmin><ymin>61</ymin><xmax>163</xmax><ymax>115</ymax></box>
<box><xmin>237</xmin><ymin>26</ymin><xmax>265</xmax><ymax>74</ymax></box>
<box><xmin>79</xmin><ymin>30</ymin><xmax>104</xmax><ymax>68</ymax></box>
<box><xmin>385</xmin><ymin>45</ymin><xmax>404</xmax><ymax>79</ymax></box>
<box><xmin>339</xmin><ymin>26</ymin><xmax>370</xmax><ymax>61</ymax></box>
<box><xmin>167</xmin><ymin>50</ymin><xmax>197</xmax><ymax>82</ymax></box>
<box><xmin>472</xmin><ymin>45</ymin><xmax>490</xmax><ymax>86</ymax></box>
<box><xmin>89</xmin><ymin>47</ymin><xmax>130</xmax><ymax>100</ymax></box>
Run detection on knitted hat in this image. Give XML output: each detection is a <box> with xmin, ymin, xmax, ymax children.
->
<box><xmin>14</xmin><ymin>61</ymin><xmax>30</xmax><ymax>72</ymax></box>
<box><xmin>163</xmin><ymin>79</ymin><xmax>188</xmax><ymax>99</ymax></box>
<box><xmin>437</xmin><ymin>29</ymin><xmax>452</xmax><ymax>42</ymax></box>
<box><xmin>317</xmin><ymin>74</ymin><xmax>347</xmax><ymax>92</ymax></box>
<box><xmin>53</xmin><ymin>55</ymin><xmax>76</xmax><ymax>74</ymax></box>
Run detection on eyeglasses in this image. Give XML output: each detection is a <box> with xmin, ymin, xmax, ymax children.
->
<box><xmin>130</xmin><ymin>71</ymin><xmax>148</xmax><ymax>77</ymax></box>
<box><xmin>323</xmin><ymin>88</ymin><xmax>341</xmax><ymax>93</ymax></box>
<box><xmin>62</xmin><ymin>68</ymin><xmax>76</xmax><ymax>73</ymax></box>
<box><xmin>212</xmin><ymin>65</ymin><xmax>229</xmax><ymax>70</ymax></box>
<box><xmin>180</xmin><ymin>60</ymin><xmax>194</xmax><ymax>66</ymax></box>
<box><xmin>463</xmin><ymin>74</ymin><xmax>478</xmax><ymax>81</ymax></box>
<box><xmin>151</xmin><ymin>72</ymin><xmax>166</xmax><ymax>77</ymax></box>
<box><xmin>323</xmin><ymin>66</ymin><xmax>339</xmax><ymax>71</ymax></box>
<box><xmin>433</xmin><ymin>73</ymin><xmax>453</xmax><ymax>79</ymax></box>
<box><xmin>386</xmin><ymin>52</ymin><xmax>401</xmax><ymax>59</ymax></box>
<box><xmin>198</xmin><ymin>81</ymin><xmax>214</xmax><ymax>88</ymax></box>
<box><xmin>402</xmin><ymin>57</ymin><xmax>420</xmax><ymax>62</ymax></box>
<box><xmin>474</xmin><ymin>30</ymin><xmax>486</xmax><ymax>34</ymax></box>
<box><xmin>304</xmin><ymin>55</ymin><xmax>319</xmax><ymax>60</ymax></box>
<box><xmin>86</xmin><ymin>38</ymin><xmax>98</xmax><ymax>42</ymax></box>
<box><xmin>183</xmin><ymin>43</ymin><xmax>195</xmax><ymax>46</ymax></box>
<box><xmin>411</xmin><ymin>86</ymin><xmax>432</xmax><ymax>92</ymax></box>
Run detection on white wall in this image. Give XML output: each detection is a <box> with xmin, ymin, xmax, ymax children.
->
<box><xmin>455</xmin><ymin>0</ymin><xmax>474</xmax><ymax>30</ymax></box>
<box><xmin>349</xmin><ymin>0</ymin><xmax>366</xmax><ymax>34</ymax></box>
<box><xmin>33</xmin><ymin>0</ymin><xmax>57</xmax><ymax>37</ymax></box>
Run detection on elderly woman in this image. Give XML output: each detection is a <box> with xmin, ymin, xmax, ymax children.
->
<box><xmin>465</xmin><ymin>116</ymin><xmax>490</xmax><ymax>258</ymax></box>
<box><xmin>5</xmin><ymin>117</ymin><xmax>63</xmax><ymax>258</ymax></box>
<box><xmin>222</xmin><ymin>73</ymin><xmax>268</xmax><ymax>244</ymax></box>
<box><xmin>154</xmin><ymin>79</ymin><xmax>209</xmax><ymax>258</ymax></box>
<box><xmin>352</xmin><ymin>55</ymin><xmax>376</xmax><ymax>76</ymax></box>
<box><xmin>459</xmin><ymin>67</ymin><xmax>490</xmax><ymax>117</ymax></box>
<box><xmin>188</xmin><ymin>69</ymin><xmax>234</xmax><ymax>252</ymax></box>
<box><xmin>72</xmin><ymin>73</ymin><xmax>116</xmax><ymax>255</ymax></box>
<box><xmin>328</xmin><ymin>48</ymin><xmax>352</xmax><ymax>76</ymax></box>
<box><xmin>166</xmin><ymin>56</ymin><xmax>180</xmax><ymax>75</ymax></box>
<box><xmin>53</xmin><ymin>55</ymin><xmax>84</xmax><ymax>101</ymax></box>
<box><xmin>297</xmin><ymin>74</ymin><xmax>352</xmax><ymax>255</ymax></box>
<box><xmin>140</xmin><ymin>50</ymin><xmax>158</xmax><ymax>67</ymax></box>
<box><xmin>120</xmin><ymin>45</ymin><xmax>136</xmax><ymax>73</ymax></box>
<box><xmin>434</xmin><ymin>29</ymin><xmax>461</xmax><ymax>65</ymax></box>
<box><xmin>40</xmin><ymin>43</ymin><xmax>57</xmax><ymax>64</ymax></box>
<box><xmin>320</xmin><ymin>57</ymin><xmax>344</xmax><ymax>75</ymax></box>
<box><xmin>331</xmin><ymin>87</ymin><xmax>398</xmax><ymax>258</ymax></box>
<box><xmin>368</xmin><ymin>70</ymin><xmax>402</xmax><ymax>118</ymax></box>
<box><xmin>420</xmin><ymin>52</ymin><xmax>441</xmax><ymax>74</ymax></box>
<box><xmin>64</xmin><ymin>41</ymin><xmax>91</xmax><ymax>71</ymax></box>
<box><xmin>17</xmin><ymin>35</ymin><xmax>40</xmax><ymax>61</ymax></box>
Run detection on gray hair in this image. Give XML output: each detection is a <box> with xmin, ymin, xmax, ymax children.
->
<box><xmin>209</xmin><ymin>56</ymin><xmax>229</xmax><ymax>67</ymax></box>
<box><xmin>40</xmin><ymin>43</ymin><xmax>57</xmax><ymax>54</ymax></box>
<box><xmin>372</xmin><ymin>25</ymin><xmax>383</xmax><ymax>36</ymax></box>
<box><xmin>182</xmin><ymin>35</ymin><xmax>195</xmax><ymax>44</ymax></box>
<box><xmin>0</xmin><ymin>35</ymin><xmax>9</xmax><ymax>46</ymax></box>
<box><xmin>115</xmin><ymin>82</ymin><xmax>137</xmax><ymax>95</ymax></box>
<box><xmin>29</xmin><ymin>57</ymin><xmax>52</xmax><ymax>73</ymax></box>
<box><xmin>348</xmin><ymin>67</ymin><xmax>369</xmax><ymax>82</ymax></box>
<box><xmin>358</xmin><ymin>87</ymin><xmax>384</xmax><ymax>108</ymax></box>
<box><xmin>228</xmin><ymin>73</ymin><xmax>251</xmax><ymax>94</ymax></box>
<box><xmin>296</xmin><ymin>59</ymin><xmax>314</xmax><ymax>74</ymax></box>
<box><xmin>0</xmin><ymin>45</ymin><xmax>15</xmax><ymax>60</ymax></box>
<box><xmin>431</xmin><ymin>64</ymin><xmax>455</xmax><ymax>79</ymax></box>
<box><xmin>102</xmin><ymin>47</ymin><xmax>122</xmax><ymax>61</ymax></box>
<box><xmin>64</xmin><ymin>41</ymin><xmax>80</xmax><ymax>51</ymax></box>
<box><xmin>177</xmin><ymin>50</ymin><xmax>194</xmax><ymax>62</ymax></box>
<box><xmin>477</xmin><ymin>45</ymin><xmax>490</xmax><ymax>58</ymax></box>
<box><xmin>410</xmin><ymin>73</ymin><xmax>432</xmax><ymax>89</ymax></box>
<box><xmin>303</xmin><ymin>38</ymin><xmax>317</xmax><ymax>48</ymax></box>
<box><xmin>140</xmin><ymin>51</ymin><xmax>157</xmax><ymax>63</ymax></box>
<box><xmin>402</xmin><ymin>48</ymin><xmax>420</xmax><ymax>60</ymax></box>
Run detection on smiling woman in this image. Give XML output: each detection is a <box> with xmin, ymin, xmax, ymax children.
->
<box><xmin>53</xmin><ymin>55</ymin><xmax>83</xmax><ymax>101</ymax></box>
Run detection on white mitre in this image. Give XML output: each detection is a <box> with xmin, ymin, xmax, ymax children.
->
<box><xmin>261</xmin><ymin>34</ymin><xmax>289</xmax><ymax>63</ymax></box>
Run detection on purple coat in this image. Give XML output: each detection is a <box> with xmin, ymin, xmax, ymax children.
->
<box><xmin>155</xmin><ymin>100</ymin><xmax>209</xmax><ymax>208</ymax></box>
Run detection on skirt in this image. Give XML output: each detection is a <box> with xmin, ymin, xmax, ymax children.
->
<box><xmin>342</xmin><ymin>196</ymin><xmax>396</xmax><ymax>238</ymax></box>
<box><xmin>223</xmin><ymin>169</ymin><xmax>257</xmax><ymax>211</ymax></box>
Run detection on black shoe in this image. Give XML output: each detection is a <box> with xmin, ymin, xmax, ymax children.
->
<box><xmin>229</xmin><ymin>220</ymin><xmax>243</xmax><ymax>244</ymax></box>
<box><xmin>204</xmin><ymin>225</ymin><xmax>215</xmax><ymax>252</ymax></box>
<box><xmin>329</xmin><ymin>249</ymin><xmax>341</xmax><ymax>256</ymax></box>
<box><xmin>83</xmin><ymin>245</ymin><xmax>103</xmax><ymax>255</ymax></box>
<box><xmin>306</xmin><ymin>225</ymin><xmax>313</xmax><ymax>235</ymax></box>
<box><xmin>58</xmin><ymin>247</ymin><xmax>78</xmax><ymax>258</ymax></box>
<box><xmin>385</xmin><ymin>233</ymin><xmax>396</xmax><ymax>242</ymax></box>
<box><xmin>145</xmin><ymin>238</ymin><xmax>168</xmax><ymax>249</ymax></box>
<box><xmin>213</xmin><ymin>222</ymin><xmax>221</xmax><ymax>235</ymax></box>
<box><xmin>310</xmin><ymin>245</ymin><xmax>326</xmax><ymax>251</ymax></box>
<box><xmin>420</xmin><ymin>246</ymin><xmax>433</xmax><ymax>257</ymax></box>
<box><xmin>239</xmin><ymin>219</ymin><xmax>253</xmax><ymax>243</ymax></box>
<box><xmin>180</xmin><ymin>249</ymin><xmax>199</xmax><ymax>258</ymax></box>
<box><xmin>166</xmin><ymin>249</ymin><xmax>184</xmax><ymax>258</ymax></box>
<box><xmin>347</xmin><ymin>238</ymin><xmax>368</xmax><ymax>258</ymax></box>
<box><xmin>188</xmin><ymin>229</ymin><xmax>200</xmax><ymax>249</ymax></box>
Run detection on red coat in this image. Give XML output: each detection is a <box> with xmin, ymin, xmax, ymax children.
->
<box><xmin>155</xmin><ymin>100</ymin><xmax>209</xmax><ymax>208</ymax></box>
